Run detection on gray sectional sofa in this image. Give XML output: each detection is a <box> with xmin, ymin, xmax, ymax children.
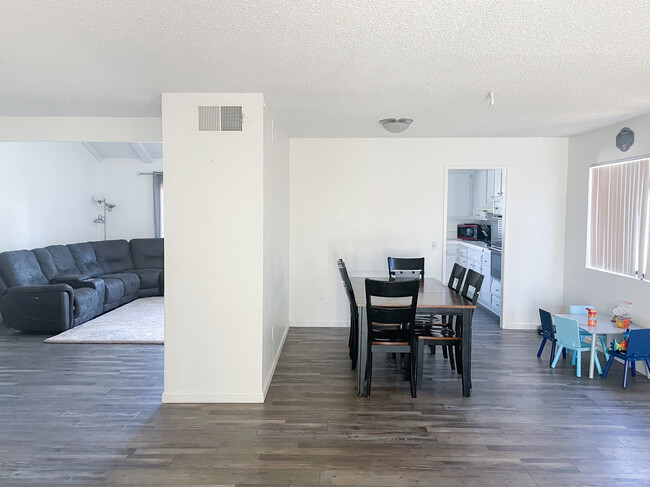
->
<box><xmin>0</xmin><ymin>238</ymin><xmax>163</xmax><ymax>333</ymax></box>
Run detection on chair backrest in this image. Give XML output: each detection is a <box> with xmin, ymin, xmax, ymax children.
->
<box><xmin>625</xmin><ymin>329</ymin><xmax>650</xmax><ymax>359</ymax></box>
<box><xmin>460</xmin><ymin>269</ymin><xmax>484</xmax><ymax>305</ymax></box>
<box><xmin>337</xmin><ymin>259</ymin><xmax>358</xmax><ymax>320</ymax></box>
<box><xmin>554</xmin><ymin>315</ymin><xmax>582</xmax><ymax>349</ymax></box>
<box><xmin>447</xmin><ymin>263</ymin><xmax>467</xmax><ymax>293</ymax></box>
<box><xmin>569</xmin><ymin>305</ymin><xmax>595</xmax><ymax>315</ymax></box>
<box><xmin>387</xmin><ymin>257</ymin><xmax>425</xmax><ymax>279</ymax></box>
<box><xmin>538</xmin><ymin>308</ymin><xmax>555</xmax><ymax>340</ymax></box>
<box><xmin>365</xmin><ymin>278</ymin><xmax>419</xmax><ymax>335</ymax></box>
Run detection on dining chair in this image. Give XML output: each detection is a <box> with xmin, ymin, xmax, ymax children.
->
<box><xmin>387</xmin><ymin>257</ymin><xmax>425</xmax><ymax>279</ymax></box>
<box><xmin>418</xmin><ymin>263</ymin><xmax>467</xmax><ymax>361</ymax></box>
<box><xmin>537</xmin><ymin>308</ymin><xmax>566</xmax><ymax>366</ymax></box>
<box><xmin>337</xmin><ymin>259</ymin><xmax>359</xmax><ymax>371</ymax></box>
<box><xmin>569</xmin><ymin>304</ymin><xmax>608</xmax><ymax>359</ymax></box>
<box><xmin>551</xmin><ymin>315</ymin><xmax>602</xmax><ymax>378</ymax></box>
<box><xmin>364</xmin><ymin>278</ymin><xmax>420</xmax><ymax>398</ymax></box>
<box><xmin>601</xmin><ymin>329</ymin><xmax>650</xmax><ymax>388</ymax></box>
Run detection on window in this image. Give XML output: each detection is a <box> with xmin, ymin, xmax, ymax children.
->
<box><xmin>587</xmin><ymin>157</ymin><xmax>650</xmax><ymax>280</ymax></box>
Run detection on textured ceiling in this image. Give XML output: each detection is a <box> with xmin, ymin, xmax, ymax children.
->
<box><xmin>1</xmin><ymin>1</ymin><xmax>649</xmax><ymax>137</ymax></box>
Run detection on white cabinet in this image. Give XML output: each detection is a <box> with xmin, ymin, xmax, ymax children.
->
<box><xmin>456</xmin><ymin>243</ymin><xmax>492</xmax><ymax>308</ymax></box>
<box><xmin>445</xmin><ymin>242</ymin><xmax>460</xmax><ymax>283</ymax></box>
<box><xmin>472</xmin><ymin>170</ymin><xmax>488</xmax><ymax>218</ymax></box>
<box><xmin>447</xmin><ymin>170</ymin><xmax>474</xmax><ymax>218</ymax></box>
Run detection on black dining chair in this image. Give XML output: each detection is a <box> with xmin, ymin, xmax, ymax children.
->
<box><xmin>387</xmin><ymin>257</ymin><xmax>425</xmax><ymax>279</ymax></box>
<box><xmin>416</xmin><ymin>268</ymin><xmax>483</xmax><ymax>388</ymax></box>
<box><xmin>364</xmin><ymin>278</ymin><xmax>420</xmax><ymax>398</ymax></box>
<box><xmin>337</xmin><ymin>259</ymin><xmax>359</xmax><ymax>371</ymax></box>
<box><xmin>418</xmin><ymin>263</ymin><xmax>467</xmax><ymax>361</ymax></box>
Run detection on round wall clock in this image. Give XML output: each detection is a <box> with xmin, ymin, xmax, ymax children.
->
<box><xmin>616</xmin><ymin>127</ymin><xmax>634</xmax><ymax>152</ymax></box>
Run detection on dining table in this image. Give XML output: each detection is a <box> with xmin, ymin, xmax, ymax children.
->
<box><xmin>350</xmin><ymin>277</ymin><xmax>476</xmax><ymax>397</ymax></box>
<box><xmin>555</xmin><ymin>313</ymin><xmax>640</xmax><ymax>379</ymax></box>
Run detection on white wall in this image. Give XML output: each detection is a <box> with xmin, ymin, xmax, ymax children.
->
<box><xmin>162</xmin><ymin>93</ymin><xmax>266</xmax><ymax>403</ymax></box>
<box><xmin>94</xmin><ymin>158</ymin><xmax>163</xmax><ymax>240</ymax></box>
<box><xmin>290</xmin><ymin>137</ymin><xmax>569</xmax><ymax>329</ymax></box>
<box><xmin>564</xmin><ymin>112</ymin><xmax>650</xmax><ymax>327</ymax></box>
<box><xmin>262</xmin><ymin>102</ymin><xmax>290</xmax><ymax>395</ymax></box>
<box><xmin>0</xmin><ymin>142</ymin><xmax>162</xmax><ymax>252</ymax></box>
<box><xmin>0</xmin><ymin>142</ymin><xmax>99</xmax><ymax>250</ymax></box>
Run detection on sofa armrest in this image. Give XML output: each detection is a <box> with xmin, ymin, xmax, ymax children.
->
<box><xmin>7</xmin><ymin>283</ymin><xmax>73</xmax><ymax>294</ymax></box>
<box><xmin>1</xmin><ymin>284</ymin><xmax>74</xmax><ymax>332</ymax></box>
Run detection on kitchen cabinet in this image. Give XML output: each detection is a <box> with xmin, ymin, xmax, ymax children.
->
<box><xmin>472</xmin><ymin>170</ymin><xmax>488</xmax><ymax>218</ymax></box>
<box><xmin>455</xmin><ymin>242</ymin><xmax>492</xmax><ymax>308</ymax></box>
<box><xmin>447</xmin><ymin>170</ymin><xmax>474</xmax><ymax>217</ymax></box>
<box><xmin>445</xmin><ymin>241</ymin><xmax>460</xmax><ymax>283</ymax></box>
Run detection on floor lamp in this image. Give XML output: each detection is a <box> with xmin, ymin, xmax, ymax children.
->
<box><xmin>93</xmin><ymin>196</ymin><xmax>116</xmax><ymax>240</ymax></box>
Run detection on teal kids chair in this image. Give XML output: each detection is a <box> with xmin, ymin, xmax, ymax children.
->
<box><xmin>551</xmin><ymin>315</ymin><xmax>603</xmax><ymax>377</ymax></box>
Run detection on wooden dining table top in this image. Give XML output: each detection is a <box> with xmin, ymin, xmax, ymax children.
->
<box><xmin>350</xmin><ymin>277</ymin><xmax>476</xmax><ymax>309</ymax></box>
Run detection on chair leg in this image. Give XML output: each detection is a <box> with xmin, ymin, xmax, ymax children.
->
<box><xmin>442</xmin><ymin>345</ymin><xmax>448</xmax><ymax>359</ymax></box>
<box><xmin>571</xmin><ymin>350</ymin><xmax>577</xmax><ymax>366</ymax></box>
<box><xmin>430</xmin><ymin>344</ymin><xmax>435</xmax><ymax>355</ymax></box>
<box><xmin>417</xmin><ymin>339</ymin><xmax>425</xmax><ymax>391</ymax></box>
<box><xmin>631</xmin><ymin>360</ymin><xmax>636</xmax><ymax>377</ymax></box>
<box><xmin>409</xmin><ymin>350</ymin><xmax>417</xmax><ymax>398</ymax></box>
<box><xmin>455</xmin><ymin>344</ymin><xmax>462</xmax><ymax>374</ymax></box>
<box><xmin>549</xmin><ymin>340</ymin><xmax>556</xmax><ymax>367</ymax></box>
<box><xmin>599</xmin><ymin>336</ymin><xmax>609</xmax><ymax>361</ymax></box>
<box><xmin>364</xmin><ymin>348</ymin><xmax>373</xmax><ymax>396</ymax></box>
<box><xmin>562</xmin><ymin>348</ymin><xmax>567</xmax><ymax>359</ymax></box>
<box><xmin>623</xmin><ymin>360</ymin><xmax>630</xmax><ymax>388</ymax></box>
<box><xmin>448</xmin><ymin>345</ymin><xmax>456</xmax><ymax>371</ymax></box>
<box><xmin>593</xmin><ymin>351</ymin><xmax>602</xmax><ymax>376</ymax></box>
<box><xmin>537</xmin><ymin>337</ymin><xmax>547</xmax><ymax>358</ymax></box>
<box><xmin>576</xmin><ymin>350</ymin><xmax>581</xmax><ymax>377</ymax></box>
<box><xmin>602</xmin><ymin>353</ymin><xmax>615</xmax><ymax>378</ymax></box>
<box><xmin>551</xmin><ymin>345</ymin><xmax>564</xmax><ymax>368</ymax></box>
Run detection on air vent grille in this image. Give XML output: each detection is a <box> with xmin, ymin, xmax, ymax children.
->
<box><xmin>197</xmin><ymin>105</ymin><xmax>243</xmax><ymax>132</ymax></box>
<box><xmin>221</xmin><ymin>106</ymin><xmax>243</xmax><ymax>131</ymax></box>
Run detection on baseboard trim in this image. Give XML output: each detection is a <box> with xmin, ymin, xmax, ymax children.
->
<box><xmin>162</xmin><ymin>391</ymin><xmax>265</xmax><ymax>404</ymax></box>
<box><xmin>262</xmin><ymin>325</ymin><xmax>289</xmax><ymax>398</ymax></box>
<box><xmin>290</xmin><ymin>321</ymin><xmax>348</xmax><ymax>328</ymax></box>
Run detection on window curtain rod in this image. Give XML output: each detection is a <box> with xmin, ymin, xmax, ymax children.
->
<box><xmin>137</xmin><ymin>171</ymin><xmax>163</xmax><ymax>176</ymax></box>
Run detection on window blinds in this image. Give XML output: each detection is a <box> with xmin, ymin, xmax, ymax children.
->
<box><xmin>588</xmin><ymin>158</ymin><xmax>650</xmax><ymax>280</ymax></box>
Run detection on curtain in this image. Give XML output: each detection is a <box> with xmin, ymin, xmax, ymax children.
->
<box><xmin>153</xmin><ymin>172</ymin><xmax>163</xmax><ymax>238</ymax></box>
<box><xmin>588</xmin><ymin>158</ymin><xmax>650</xmax><ymax>279</ymax></box>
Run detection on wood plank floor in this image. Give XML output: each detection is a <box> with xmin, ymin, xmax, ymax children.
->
<box><xmin>1</xmin><ymin>307</ymin><xmax>650</xmax><ymax>486</ymax></box>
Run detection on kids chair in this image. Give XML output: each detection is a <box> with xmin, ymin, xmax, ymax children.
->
<box><xmin>551</xmin><ymin>315</ymin><xmax>602</xmax><ymax>378</ymax></box>
<box><xmin>537</xmin><ymin>309</ymin><xmax>566</xmax><ymax>367</ymax></box>
<box><xmin>601</xmin><ymin>329</ymin><xmax>650</xmax><ymax>388</ymax></box>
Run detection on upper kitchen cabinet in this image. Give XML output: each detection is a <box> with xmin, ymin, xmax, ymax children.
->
<box><xmin>447</xmin><ymin>170</ymin><xmax>474</xmax><ymax>217</ymax></box>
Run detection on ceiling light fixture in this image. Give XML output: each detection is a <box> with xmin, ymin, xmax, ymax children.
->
<box><xmin>379</xmin><ymin>118</ymin><xmax>413</xmax><ymax>133</ymax></box>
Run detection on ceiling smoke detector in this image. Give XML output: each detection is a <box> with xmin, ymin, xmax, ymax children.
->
<box><xmin>379</xmin><ymin>118</ymin><xmax>413</xmax><ymax>133</ymax></box>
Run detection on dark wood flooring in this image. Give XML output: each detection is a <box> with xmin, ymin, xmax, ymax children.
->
<box><xmin>1</xmin><ymin>307</ymin><xmax>650</xmax><ymax>486</ymax></box>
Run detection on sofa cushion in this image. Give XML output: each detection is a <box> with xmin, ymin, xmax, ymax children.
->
<box><xmin>43</xmin><ymin>245</ymin><xmax>82</xmax><ymax>279</ymax></box>
<box><xmin>90</xmin><ymin>240</ymin><xmax>134</xmax><ymax>274</ymax></box>
<box><xmin>0</xmin><ymin>250</ymin><xmax>50</xmax><ymax>287</ymax></box>
<box><xmin>130</xmin><ymin>268</ymin><xmax>161</xmax><ymax>291</ymax></box>
<box><xmin>102</xmin><ymin>278</ymin><xmax>125</xmax><ymax>305</ymax></box>
<box><xmin>73</xmin><ymin>287</ymin><xmax>100</xmax><ymax>318</ymax></box>
<box><xmin>67</xmin><ymin>243</ymin><xmax>104</xmax><ymax>278</ymax></box>
<box><xmin>130</xmin><ymin>238</ymin><xmax>164</xmax><ymax>270</ymax></box>
<box><xmin>102</xmin><ymin>272</ymin><xmax>140</xmax><ymax>297</ymax></box>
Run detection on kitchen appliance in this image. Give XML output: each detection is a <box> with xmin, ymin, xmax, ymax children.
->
<box><xmin>457</xmin><ymin>224</ymin><xmax>491</xmax><ymax>242</ymax></box>
<box><xmin>490</xmin><ymin>246</ymin><xmax>502</xmax><ymax>281</ymax></box>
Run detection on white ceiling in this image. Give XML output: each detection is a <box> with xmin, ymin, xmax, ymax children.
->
<box><xmin>1</xmin><ymin>1</ymin><xmax>649</xmax><ymax>137</ymax></box>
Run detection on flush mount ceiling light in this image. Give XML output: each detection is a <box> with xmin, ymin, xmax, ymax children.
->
<box><xmin>379</xmin><ymin>117</ymin><xmax>413</xmax><ymax>133</ymax></box>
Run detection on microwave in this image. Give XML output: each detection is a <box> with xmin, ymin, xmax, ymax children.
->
<box><xmin>457</xmin><ymin>224</ymin><xmax>491</xmax><ymax>242</ymax></box>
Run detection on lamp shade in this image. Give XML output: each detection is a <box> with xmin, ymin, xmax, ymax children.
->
<box><xmin>379</xmin><ymin>118</ymin><xmax>413</xmax><ymax>133</ymax></box>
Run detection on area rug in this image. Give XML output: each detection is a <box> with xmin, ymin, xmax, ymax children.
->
<box><xmin>45</xmin><ymin>297</ymin><xmax>163</xmax><ymax>344</ymax></box>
